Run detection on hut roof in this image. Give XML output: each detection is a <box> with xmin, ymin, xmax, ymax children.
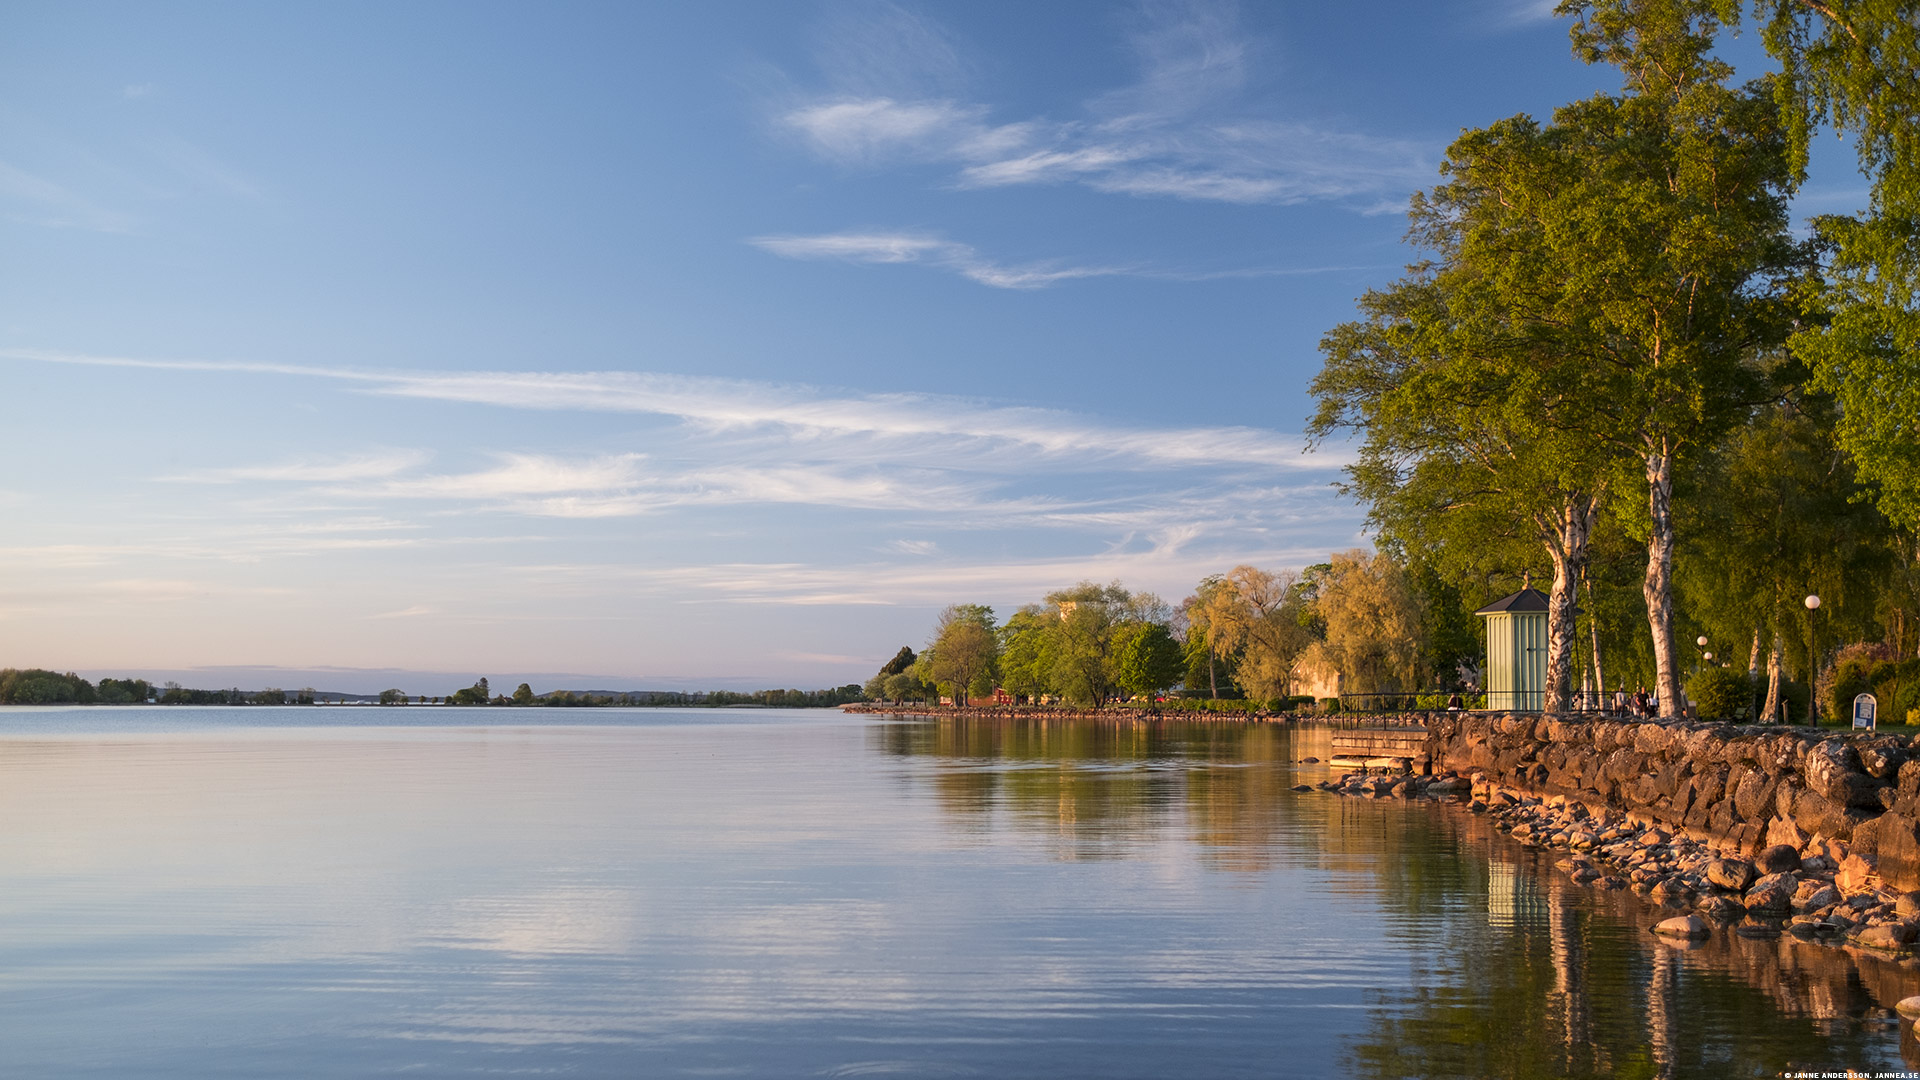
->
<box><xmin>1474</xmin><ymin>587</ymin><xmax>1552</xmax><ymax>616</ymax></box>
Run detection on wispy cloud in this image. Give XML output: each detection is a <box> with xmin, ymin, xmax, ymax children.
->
<box><xmin>751</xmin><ymin>228</ymin><xmax>1377</xmax><ymax>288</ymax></box>
<box><xmin>778</xmin><ymin>3</ymin><xmax>1432</xmax><ymax>208</ymax></box>
<box><xmin>3</xmin><ymin>349</ymin><xmax>1338</xmax><ymax>472</ymax></box>
<box><xmin>749</xmin><ymin>230</ymin><xmax>1126</xmax><ymax>288</ymax></box>
<box><xmin>1500</xmin><ymin>0</ymin><xmax>1563</xmax><ymax>25</ymax></box>
<box><xmin>166</xmin><ymin>450</ymin><xmax>432</xmax><ymax>484</ymax></box>
<box><xmin>368</xmin><ymin>605</ymin><xmax>435</xmax><ymax>620</ymax></box>
<box><xmin>510</xmin><ymin>537</ymin><xmax>1351</xmax><ymax>608</ymax></box>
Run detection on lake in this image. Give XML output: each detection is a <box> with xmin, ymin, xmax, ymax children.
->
<box><xmin>0</xmin><ymin>706</ymin><xmax>1912</xmax><ymax>1078</ymax></box>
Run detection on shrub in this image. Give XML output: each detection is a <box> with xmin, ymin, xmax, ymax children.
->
<box><xmin>1415</xmin><ymin>693</ymin><xmax>1447</xmax><ymax>711</ymax></box>
<box><xmin>1688</xmin><ymin>667</ymin><xmax>1755</xmax><ymax>721</ymax></box>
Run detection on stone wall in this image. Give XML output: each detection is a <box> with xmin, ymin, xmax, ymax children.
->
<box><xmin>1425</xmin><ymin>713</ymin><xmax>1920</xmax><ymax>892</ymax></box>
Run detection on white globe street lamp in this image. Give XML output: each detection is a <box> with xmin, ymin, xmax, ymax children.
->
<box><xmin>1805</xmin><ymin>595</ymin><xmax>1822</xmax><ymax>724</ymax></box>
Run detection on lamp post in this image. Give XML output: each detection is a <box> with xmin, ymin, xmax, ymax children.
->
<box><xmin>1696</xmin><ymin>635</ymin><xmax>1709</xmax><ymax>675</ymax></box>
<box><xmin>1805</xmin><ymin>594</ymin><xmax>1822</xmax><ymax>724</ymax></box>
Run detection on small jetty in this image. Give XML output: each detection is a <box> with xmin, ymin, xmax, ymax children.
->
<box><xmin>1328</xmin><ymin>726</ymin><xmax>1431</xmax><ymax>773</ymax></box>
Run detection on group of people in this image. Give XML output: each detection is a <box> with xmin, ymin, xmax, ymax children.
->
<box><xmin>1611</xmin><ymin>687</ymin><xmax>1667</xmax><ymax>718</ymax></box>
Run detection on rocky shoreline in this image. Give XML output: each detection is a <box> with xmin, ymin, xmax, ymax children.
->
<box><xmin>1313</xmin><ymin>765</ymin><xmax>1920</xmax><ymax>957</ymax></box>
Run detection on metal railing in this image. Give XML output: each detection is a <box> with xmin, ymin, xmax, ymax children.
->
<box><xmin>1330</xmin><ymin>690</ymin><xmax>1629</xmax><ymax>714</ymax></box>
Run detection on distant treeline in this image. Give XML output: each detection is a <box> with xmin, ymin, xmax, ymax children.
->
<box><xmin>0</xmin><ymin>669</ymin><xmax>869</xmax><ymax>709</ymax></box>
<box><xmin>0</xmin><ymin>669</ymin><xmax>320</xmax><ymax>705</ymax></box>
<box><xmin>0</xmin><ymin>669</ymin><xmax>158</xmax><ymax>705</ymax></box>
<box><xmin>426</xmin><ymin>679</ymin><xmax>868</xmax><ymax>708</ymax></box>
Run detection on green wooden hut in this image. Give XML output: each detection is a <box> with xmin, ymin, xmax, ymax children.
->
<box><xmin>1476</xmin><ymin>587</ymin><xmax>1550</xmax><ymax>713</ymax></box>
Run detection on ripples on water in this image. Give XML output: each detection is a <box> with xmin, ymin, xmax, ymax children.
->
<box><xmin>0</xmin><ymin>707</ymin><xmax>1909</xmax><ymax>1077</ymax></box>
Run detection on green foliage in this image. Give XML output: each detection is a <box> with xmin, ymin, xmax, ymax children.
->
<box><xmin>881</xmin><ymin>671</ymin><xmax>931</xmax><ymax>704</ymax></box>
<box><xmin>1687</xmin><ymin>666</ymin><xmax>1756</xmax><ymax>721</ymax></box>
<box><xmin>450</xmin><ymin>678</ymin><xmax>491</xmax><ymax>706</ymax></box>
<box><xmin>377</xmin><ymin>688</ymin><xmax>408</xmax><ymax>705</ymax></box>
<box><xmin>0</xmin><ymin>668</ymin><xmax>96</xmax><ymax>704</ymax></box>
<box><xmin>94</xmin><ymin>677</ymin><xmax>152</xmax><ymax>704</ymax></box>
<box><xmin>1185</xmin><ymin>566</ymin><xmax>1312</xmax><ymax>699</ymax></box>
<box><xmin>512</xmin><ymin>682</ymin><xmax>535</xmax><ymax>705</ymax></box>
<box><xmin>1564</xmin><ymin>0</ymin><xmax>1920</xmax><ymax>552</ymax></box>
<box><xmin>1824</xmin><ymin>649</ymin><xmax>1918</xmax><ymax>723</ymax></box>
<box><xmin>1117</xmin><ymin>621</ymin><xmax>1183</xmax><ymax>699</ymax></box>
<box><xmin>923</xmin><ymin>605</ymin><xmax>999</xmax><ymax>705</ymax></box>
<box><xmin>1677</xmin><ymin>400</ymin><xmax>1895</xmax><ymax>688</ymax></box>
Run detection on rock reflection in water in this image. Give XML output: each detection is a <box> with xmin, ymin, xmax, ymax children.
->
<box><xmin>878</xmin><ymin>716</ymin><xmax>1917</xmax><ymax>1078</ymax></box>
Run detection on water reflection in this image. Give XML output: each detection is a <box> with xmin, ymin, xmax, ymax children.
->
<box><xmin>878</xmin><ymin>715</ymin><xmax>1918</xmax><ymax>1078</ymax></box>
<box><xmin>0</xmin><ymin>710</ymin><xmax>1914</xmax><ymax>1078</ymax></box>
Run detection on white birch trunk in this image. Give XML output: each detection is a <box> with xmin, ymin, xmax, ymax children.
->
<box><xmin>1642</xmin><ymin>446</ymin><xmax>1681</xmax><ymax>716</ymax></box>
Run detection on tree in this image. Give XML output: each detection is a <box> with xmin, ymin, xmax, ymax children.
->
<box><xmin>1326</xmin><ymin>13</ymin><xmax>1800</xmax><ymax>714</ymax></box>
<box><xmin>377</xmin><ymin>688</ymin><xmax>408</xmax><ymax>705</ymax></box>
<box><xmin>883</xmin><ymin>670</ymin><xmax>932</xmax><ymax>704</ymax></box>
<box><xmin>924</xmin><ymin>605</ymin><xmax>999</xmax><ymax>705</ymax></box>
<box><xmin>450</xmin><ymin>678</ymin><xmax>491</xmax><ymax>706</ymax></box>
<box><xmin>1044</xmin><ymin>582</ymin><xmax>1137</xmax><ymax>706</ymax></box>
<box><xmin>1314</xmin><ymin>550</ymin><xmax>1425</xmax><ymax>696</ymax></box>
<box><xmin>1568</xmin><ymin>0</ymin><xmax>1920</xmax><ymax>532</ymax></box>
<box><xmin>1182</xmin><ymin>576</ymin><xmax>1233</xmax><ymax>698</ymax></box>
<box><xmin>1186</xmin><ymin>566</ymin><xmax>1313</xmax><ymax>701</ymax></box>
<box><xmin>1117</xmin><ymin>621</ymin><xmax>1184</xmax><ymax>700</ymax></box>
<box><xmin>512</xmin><ymin>682</ymin><xmax>535</xmax><ymax>705</ymax></box>
<box><xmin>996</xmin><ymin>605</ymin><xmax>1055</xmax><ymax>703</ymax></box>
<box><xmin>1677</xmin><ymin>392</ymin><xmax>1894</xmax><ymax>720</ymax></box>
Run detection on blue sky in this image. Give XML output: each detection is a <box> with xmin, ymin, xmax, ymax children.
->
<box><xmin>0</xmin><ymin>1</ymin><xmax>1867</xmax><ymax>693</ymax></box>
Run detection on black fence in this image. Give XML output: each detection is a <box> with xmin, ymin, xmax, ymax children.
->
<box><xmin>1333</xmin><ymin>690</ymin><xmax>1625</xmax><ymax>714</ymax></box>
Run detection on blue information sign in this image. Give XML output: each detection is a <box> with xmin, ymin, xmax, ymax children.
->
<box><xmin>1854</xmin><ymin>693</ymin><xmax>1878</xmax><ymax>730</ymax></box>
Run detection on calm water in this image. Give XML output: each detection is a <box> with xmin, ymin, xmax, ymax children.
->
<box><xmin>0</xmin><ymin>707</ymin><xmax>1914</xmax><ymax>1078</ymax></box>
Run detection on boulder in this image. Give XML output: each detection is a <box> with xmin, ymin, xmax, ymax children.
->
<box><xmin>1860</xmin><ymin>739</ymin><xmax>1907</xmax><ymax>780</ymax></box>
<box><xmin>1757</xmin><ymin>844</ymin><xmax>1802</xmax><ymax>875</ymax></box>
<box><xmin>1897</xmin><ymin>892</ymin><xmax>1920</xmax><ymax>919</ymax></box>
<box><xmin>1872</xmin><ymin>813</ymin><xmax>1920</xmax><ymax>893</ymax></box>
<box><xmin>1767</xmin><ymin>816</ymin><xmax>1812</xmax><ymax>851</ymax></box>
<box><xmin>1854</xmin><ymin>921</ymin><xmax>1918</xmax><ymax>950</ymax></box>
<box><xmin>1806</xmin><ymin>740</ymin><xmax>1865</xmax><ymax>802</ymax></box>
<box><xmin>1838</xmin><ymin>854</ymin><xmax>1879</xmax><ymax>893</ymax></box>
<box><xmin>1705</xmin><ymin>859</ymin><xmax>1757</xmax><ymax>892</ymax></box>
<box><xmin>1290</xmin><ymin>784</ymin><xmax>1314</xmax><ymax>792</ymax></box>
<box><xmin>1698</xmin><ymin>895</ymin><xmax>1745</xmax><ymax>920</ymax></box>
<box><xmin>1653</xmin><ymin>914</ymin><xmax>1710</xmax><ymax>938</ymax></box>
<box><xmin>1652</xmin><ymin>878</ymin><xmax>1692</xmax><ymax>903</ymax></box>
<box><xmin>1800</xmin><ymin>854</ymin><xmax>1837</xmax><ymax>876</ymax></box>
<box><xmin>1794</xmin><ymin>883</ymin><xmax>1842</xmax><ymax>913</ymax></box>
<box><xmin>1897</xmin><ymin>996</ymin><xmax>1920</xmax><ymax>1021</ymax></box>
<box><xmin>1744</xmin><ymin>886</ymin><xmax>1793</xmax><ymax>916</ymax></box>
<box><xmin>1733</xmin><ymin>771</ymin><xmax>1779</xmax><ymax>822</ymax></box>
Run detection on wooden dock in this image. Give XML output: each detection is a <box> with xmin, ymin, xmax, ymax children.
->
<box><xmin>1329</xmin><ymin>727</ymin><xmax>1431</xmax><ymax>773</ymax></box>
